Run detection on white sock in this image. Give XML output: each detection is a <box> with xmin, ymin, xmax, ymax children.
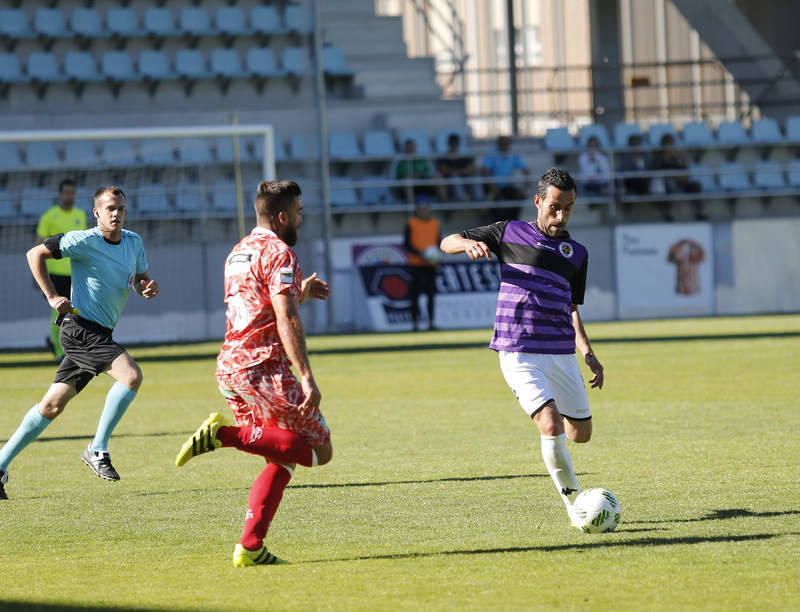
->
<box><xmin>540</xmin><ymin>434</ymin><xmax>581</xmax><ymax>509</ymax></box>
<box><xmin>311</xmin><ymin>448</ymin><xmax>318</xmax><ymax>467</ymax></box>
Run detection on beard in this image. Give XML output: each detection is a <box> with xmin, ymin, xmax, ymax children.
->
<box><xmin>281</xmin><ymin>225</ymin><xmax>298</xmax><ymax>246</ymax></box>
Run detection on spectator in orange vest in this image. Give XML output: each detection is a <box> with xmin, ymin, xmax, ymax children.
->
<box><xmin>404</xmin><ymin>202</ymin><xmax>441</xmax><ymax>331</ymax></box>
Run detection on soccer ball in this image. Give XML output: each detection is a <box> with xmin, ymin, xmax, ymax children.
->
<box><xmin>571</xmin><ymin>488</ymin><xmax>621</xmax><ymax>533</ymax></box>
<box><xmin>422</xmin><ymin>245</ymin><xmax>442</xmax><ymax>264</ymax></box>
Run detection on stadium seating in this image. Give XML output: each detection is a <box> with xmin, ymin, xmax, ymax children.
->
<box><xmin>102</xmin><ymin>51</ymin><xmax>137</xmax><ymax>91</ymax></box>
<box><xmin>718</xmin><ymin>162</ymin><xmax>751</xmax><ymax>191</ymax></box>
<box><xmin>785</xmin><ymin>116</ymin><xmax>800</xmax><ymax>142</ymax></box>
<box><xmin>364</xmin><ymin>130</ymin><xmax>397</xmax><ymax>157</ymax></box>
<box><xmin>787</xmin><ymin>160</ymin><xmax>800</xmax><ymax>187</ymax></box>
<box><xmin>682</xmin><ymin>121</ymin><xmax>715</xmax><ymax>146</ymax></box>
<box><xmin>102</xmin><ymin>139</ymin><xmax>138</xmax><ymax>167</ymax></box>
<box><xmin>246</xmin><ymin>48</ymin><xmax>285</xmax><ymax>85</ymax></box>
<box><xmin>25</xmin><ymin>141</ymin><xmax>60</xmax><ymax>168</ymax></box>
<box><xmin>397</xmin><ymin>129</ymin><xmax>432</xmax><ymax>155</ymax></box>
<box><xmin>717</xmin><ymin>121</ymin><xmax>749</xmax><ymax>145</ymax></box>
<box><xmin>215</xmin><ymin>6</ymin><xmax>249</xmax><ymax>37</ymax></box>
<box><xmin>753</xmin><ymin>161</ymin><xmax>786</xmax><ymax>189</ymax></box>
<box><xmin>135</xmin><ymin>183</ymin><xmax>172</xmax><ymax>214</ymax></box>
<box><xmin>322</xmin><ymin>46</ymin><xmax>353</xmax><ymax>77</ymax></box>
<box><xmin>0</xmin><ymin>188</ymin><xmax>15</xmax><ymax>218</ymax></box>
<box><xmin>180</xmin><ymin>7</ymin><xmax>214</xmax><ymax>39</ymax></box>
<box><xmin>281</xmin><ymin>47</ymin><xmax>311</xmax><ymax>77</ymax></box>
<box><xmin>329</xmin><ymin>177</ymin><xmax>359</xmax><ymax>207</ymax></box>
<box><xmin>211</xmin><ymin>180</ymin><xmax>237</xmax><ymax>211</ymax></box>
<box><xmin>288</xmin><ymin>134</ymin><xmax>321</xmax><ymax>160</ymax></box>
<box><xmin>33</xmin><ymin>8</ymin><xmax>70</xmax><ymax>42</ymax></box>
<box><xmin>0</xmin><ymin>9</ymin><xmax>32</xmax><ymax>41</ymax></box>
<box><xmin>214</xmin><ymin>135</ymin><xmax>250</xmax><ymax>163</ymax></box>
<box><xmin>0</xmin><ymin>53</ymin><xmax>27</xmax><ymax>86</ymax></box>
<box><xmin>647</xmin><ymin>123</ymin><xmax>680</xmax><ymax>147</ymax></box>
<box><xmin>177</xmin><ymin>138</ymin><xmax>213</xmax><ymax>165</ymax></box>
<box><xmin>107</xmin><ymin>8</ymin><xmax>141</xmax><ymax>39</ymax></box>
<box><xmin>210</xmin><ymin>48</ymin><xmax>247</xmax><ymax>82</ymax></box>
<box><xmin>139</xmin><ymin>139</ymin><xmax>176</xmax><ymax>165</ymax></box>
<box><xmin>64</xmin><ymin>140</ymin><xmax>99</xmax><ymax>166</ymax></box>
<box><xmin>250</xmin><ymin>6</ymin><xmax>283</xmax><ymax>37</ymax></box>
<box><xmin>750</xmin><ymin>118</ymin><xmax>783</xmax><ymax>144</ymax></box>
<box><xmin>577</xmin><ymin>124</ymin><xmax>611</xmax><ymax>149</ymax></box>
<box><xmin>360</xmin><ymin>177</ymin><xmax>397</xmax><ymax>206</ymax></box>
<box><xmin>434</xmin><ymin>128</ymin><xmax>468</xmax><ymax>154</ymax></box>
<box><xmin>174</xmin><ymin>183</ymin><xmax>207</xmax><ymax>212</ymax></box>
<box><xmin>689</xmin><ymin>164</ymin><xmax>718</xmax><ymax>192</ymax></box>
<box><xmin>544</xmin><ymin>127</ymin><xmax>576</xmax><ymax>152</ymax></box>
<box><xmin>329</xmin><ymin>131</ymin><xmax>362</xmax><ymax>159</ymax></box>
<box><xmin>70</xmin><ymin>8</ymin><xmax>105</xmax><ymax>41</ymax></box>
<box><xmin>28</xmin><ymin>52</ymin><xmax>65</xmax><ymax>83</ymax></box>
<box><xmin>20</xmin><ymin>186</ymin><xmax>53</xmax><ymax>217</ymax></box>
<box><xmin>285</xmin><ymin>5</ymin><xmax>314</xmax><ymax>34</ymax></box>
<box><xmin>0</xmin><ymin>142</ymin><xmax>23</xmax><ymax>170</ymax></box>
<box><xmin>64</xmin><ymin>51</ymin><xmax>100</xmax><ymax>82</ymax></box>
<box><xmin>614</xmin><ymin>122</ymin><xmax>642</xmax><ymax>147</ymax></box>
<box><xmin>175</xmin><ymin>49</ymin><xmax>208</xmax><ymax>79</ymax></box>
<box><xmin>143</xmin><ymin>7</ymin><xmax>178</xmax><ymax>39</ymax></box>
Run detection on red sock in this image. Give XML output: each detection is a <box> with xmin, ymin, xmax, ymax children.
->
<box><xmin>217</xmin><ymin>425</ymin><xmax>314</xmax><ymax>467</ymax></box>
<box><xmin>240</xmin><ymin>462</ymin><xmax>291</xmax><ymax>551</ymax></box>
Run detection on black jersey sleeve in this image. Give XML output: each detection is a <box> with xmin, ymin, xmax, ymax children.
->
<box><xmin>570</xmin><ymin>253</ymin><xmax>588</xmax><ymax>305</ymax></box>
<box><xmin>43</xmin><ymin>234</ymin><xmax>64</xmax><ymax>259</ymax></box>
<box><xmin>461</xmin><ymin>221</ymin><xmax>507</xmax><ymax>255</ymax></box>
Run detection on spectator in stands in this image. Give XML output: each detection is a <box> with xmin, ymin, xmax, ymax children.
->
<box><xmin>481</xmin><ymin>135</ymin><xmax>530</xmax><ymax>221</ymax></box>
<box><xmin>436</xmin><ymin>133</ymin><xmax>483</xmax><ymax>203</ymax></box>
<box><xmin>652</xmin><ymin>133</ymin><xmax>706</xmax><ymax>221</ymax></box>
<box><xmin>404</xmin><ymin>202</ymin><xmax>441</xmax><ymax>331</ymax></box>
<box><xmin>391</xmin><ymin>138</ymin><xmax>437</xmax><ymax>203</ymax></box>
<box><xmin>35</xmin><ymin>178</ymin><xmax>87</xmax><ymax>362</ymax></box>
<box><xmin>577</xmin><ymin>136</ymin><xmax>610</xmax><ymax>196</ymax></box>
<box><xmin>617</xmin><ymin>134</ymin><xmax>652</xmax><ymax>217</ymax></box>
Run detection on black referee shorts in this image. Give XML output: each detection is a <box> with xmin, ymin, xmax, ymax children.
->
<box><xmin>54</xmin><ymin>315</ymin><xmax>126</xmax><ymax>393</ymax></box>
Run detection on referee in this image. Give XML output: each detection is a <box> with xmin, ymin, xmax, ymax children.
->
<box><xmin>35</xmin><ymin>178</ymin><xmax>87</xmax><ymax>362</ymax></box>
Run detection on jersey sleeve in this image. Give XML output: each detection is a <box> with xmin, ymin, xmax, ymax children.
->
<box><xmin>265</xmin><ymin>248</ymin><xmax>301</xmax><ymax>299</ymax></box>
<box><xmin>57</xmin><ymin>230</ymin><xmax>89</xmax><ymax>261</ymax></box>
<box><xmin>570</xmin><ymin>252</ymin><xmax>588</xmax><ymax>305</ymax></box>
<box><xmin>42</xmin><ymin>233</ymin><xmax>64</xmax><ymax>258</ymax></box>
<box><xmin>461</xmin><ymin>221</ymin><xmax>507</xmax><ymax>255</ymax></box>
<box><xmin>135</xmin><ymin>238</ymin><xmax>148</xmax><ymax>275</ymax></box>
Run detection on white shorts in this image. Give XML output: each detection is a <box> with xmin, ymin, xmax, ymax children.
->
<box><xmin>498</xmin><ymin>351</ymin><xmax>592</xmax><ymax>421</ymax></box>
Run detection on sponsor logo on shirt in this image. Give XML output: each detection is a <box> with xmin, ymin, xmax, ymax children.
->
<box><xmin>280</xmin><ymin>267</ymin><xmax>294</xmax><ymax>284</ymax></box>
<box><xmin>559</xmin><ymin>242</ymin><xmax>573</xmax><ymax>258</ymax></box>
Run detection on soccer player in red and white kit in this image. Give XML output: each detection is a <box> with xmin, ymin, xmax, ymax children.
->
<box><xmin>176</xmin><ymin>180</ymin><xmax>332</xmax><ymax>567</ymax></box>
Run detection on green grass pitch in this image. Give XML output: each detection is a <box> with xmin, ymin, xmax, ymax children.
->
<box><xmin>1</xmin><ymin>315</ymin><xmax>799</xmax><ymax>611</ymax></box>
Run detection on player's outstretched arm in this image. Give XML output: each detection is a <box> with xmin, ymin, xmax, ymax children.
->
<box><xmin>27</xmin><ymin>243</ymin><xmax>72</xmax><ymax>314</ymax></box>
<box><xmin>299</xmin><ymin>272</ymin><xmax>329</xmax><ymax>304</ymax></box>
<box><xmin>440</xmin><ymin>234</ymin><xmax>492</xmax><ymax>260</ymax></box>
<box><xmin>571</xmin><ymin>305</ymin><xmax>604</xmax><ymax>389</ymax></box>
<box><xmin>134</xmin><ymin>273</ymin><xmax>159</xmax><ymax>299</ymax></box>
<box><xmin>273</xmin><ymin>292</ymin><xmax>321</xmax><ymax>414</ymax></box>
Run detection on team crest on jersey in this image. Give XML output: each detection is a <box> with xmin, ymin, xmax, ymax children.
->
<box><xmin>559</xmin><ymin>242</ymin><xmax>573</xmax><ymax>258</ymax></box>
<box><xmin>280</xmin><ymin>267</ymin><xmax>294</xmax><ymax>284</ymax></box>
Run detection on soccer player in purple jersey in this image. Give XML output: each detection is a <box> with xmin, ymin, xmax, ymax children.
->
<box><xmin>440</xmin><ymin>168</ymin><xmax>604</xmax><ymax>527</ymax></box>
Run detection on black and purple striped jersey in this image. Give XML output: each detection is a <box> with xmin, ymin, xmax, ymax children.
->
<box><xmin>462</xmin><ymin>220</ymin><xmax>588</xmax><ymax>354</ymax></box>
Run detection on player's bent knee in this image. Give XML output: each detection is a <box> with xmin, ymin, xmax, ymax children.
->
<box><xmin>313</xmin><ymin>443</ymin><xmax>333</xmax><ymax>466</ymax></box>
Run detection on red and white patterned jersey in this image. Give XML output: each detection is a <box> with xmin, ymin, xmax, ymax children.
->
<box><xmin>216</xmin><ymin>227</ymin><xmax>302</xmax><ymax>374</ymax></box>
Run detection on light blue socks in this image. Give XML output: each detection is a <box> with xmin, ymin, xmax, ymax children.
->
<box><xmin>90</xmin><ymin>382</ymin><xmax>137</xmax><ymax>452</ymax></box>
<box><xmin>0</xmin><ymin>404</ymin><xmax>52</xmax><ymax>471</ymax></box>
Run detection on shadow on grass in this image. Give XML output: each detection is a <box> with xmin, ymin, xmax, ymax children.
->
<box><xmin>0</xmin><ymin>604</ymin><xmax>186</xmax><ymax>612</ymax></box>
<box><xmin>1</xmin><ymin>431</ymin><xmax>193</xmax><ymax>445</ymax></box>
<box><xmin>306</xmin><ymin>531</ymin><xmax>798</xmax><ymax>565</ymax></box>
<box><xmin>628</xmin><ymin>508</ymin><xmax>800</xmax><ymax>524</ymax></box>
<box><xmin>2</xmin><ymin>329</ymin><xmax>799</xmax><ymax>368</ymax></box>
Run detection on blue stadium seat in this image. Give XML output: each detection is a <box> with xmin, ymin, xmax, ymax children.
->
<box><xmin>360</xmin><ymin>177</ymin><xmax>397</xmax><ymax>206</ymax></box>
<box><xmin>682</xmin><ymin>121</ymin><xmax>715</xmax><ymax>146</ymax></box>
<box><xmin>175</xmin><ymin>50</ymin><xmax>208</xmax><ymax>79</ymax></box>
<box><xmin>27</xmin><ymin>52</ymin><xmax>65</xmax><ymax>82</ymax></box>
<box><xmin>0</xmin><ymin>53</ymin><xmax>28</xmax><ymax>84</ymax></box>
<box><xmin>689</xmin><ymin>164</ymin><xmax>718</xmax><ymax>192</ymax></box>
<box><xmin>214</xmin><ymin>135</ymin><xmax>249</xmax><ymax>163</ymax></box>
<box><xmin>753</xmin><ymin>161</ymin><xmax>786</xmax><ymax>189</ymax></box>
<box><xmin>34</xmin><ymin>9</ymin><xmax>70</xmax><ymax>40</ymax></box>
<box><xmin>216</xmin><ymin>6</ymin><xmax>249</xmax><ymax>36</ymax></box>
<box><xmin>397</xmin><ymin>129</ymin><xmax>432</xmax><ymax>155</ymax></box>
<box><xmin>322</xmin><ymin>46</ymin><xmax>353</xmax><ymax>76</ymax></box>
<box><xmin>785</xmin><ymin>116</ymin><xmax>800</xmax><ymax>142</ymax></box>
<box><xmin>138</xmin><ymin>50</ymin><xmax>172</xmax><ymax>81</ymax></box>
<box><xmin>245</xmin><ymin>48</ymin><xmax>284</xmax><ymax>78</ymax></box>
<box><xmin>70</xmin><ymin>8</ymin><xmax>104</xmax><ymax>39</ymax></box>
<box><xmin>178</xmin><ymin>138</ymin><xmax>213</xmax><ymax>165</ymax></box>
<box><xmin>285</xmin><ymin>5</ymin><xmax>313</xmax><ymax>33</ymax></box>
<box><xmin>64</xmin><ymin>140</ymin><xmax>99</xmax><ymax>166</ymax></box>
<box><xmin>329</xmin><ymin>131</ymin><xmax>361</xmax><ymax>159</ymax></box>
<box><xmin>180</xmin><ymin>7</ymin><xmax>213</xmax><ymax>37</ymax></box>
<box><xmin>0</xmin><ymin>142</ymin><xmax>23</xmax><ymax>169</ymax></box>
<box><xmin>364</xmin><ymin>130</ymin><xmax>397</xmax><ymax>157</ymax></box>
<box><xmin>288</xmin><ymin>134</ymin><xmax>320</xmax><ymax>160</ymax></box>
<box><xmin>64</xmin><ymin>51</ymin><xmax>100</xmax><ymax>81</ymax></box>
<box><xmin>211</xmin><ymin>180</ymin><xmax>237</xmax><ymax>210</ymax></box>
<box><xmin>107</xmin><ymin>8</ymin><xmax>140</xmax><ymax>38</ymax></box>
<box><xmin>787</xmin><ymin>160</ymin><xmax>800</xmax><ymax>187</ymax></box>
<box><xmin>647</xmin><ymin>123</ymin><xmax>680</xmax><ymax>147</ymax></box>
<box><xmin>25</xmin><ymin>141</ymin><xmax>60</xmax><ymax>168</ymax></box>
<box><xmin>102</xmin><ymin>139</ymin><xmax>138</xmax><ymax>167</ymax></box>
<box><xmin>135</xmin><ymin>184</ymin><xmax>172</xmax><ymax>214</ymax></box>
<box><xmin>143</xmin><ymin>7</ymin><xmax>178</xmax><ymax>38</ymax></box>
<box><xmin>717</xmin><ymin>121</ymin><xmax>749</xmax><ymax>145</ymax></box>
<box><xmin>718</xmin><ymin>162</ymin><xmax>751</xmax><ymax>191</ymax></box>
<box><xmin>281</xmin><ymin>47</ymin><xmax>311</xmax><ymax>76</ymax></box>
<box><xmin>434</xmin><ymin>128</ymin><xmax>468</xmax><ymax>154</ymax></box>
<box><xmin>101</xmin><ymin>51</ymin><xmax>136</xmax><ymax>82</ymax></box>
<box><xmin>174</xmin><ymin>183</ymin><xmax>207</xmax><ymax>212</ymax></box>
<box><xmin>210</xmin><ymin>48</ymin><xmax>246</xmax><ymax>78</ymax></box>
<box><xmin>613</xmin><ymin>122</ymin><xmax>642</xmax><ymax>148</ymax></box>
<box><xmin>544</xmin><ymin>127</ymin><xmax>576</xmax><ymax>152</ymax></box>
<box><xmin>0</xmin><ymin>9</ymin><xmax>32</xmax><ymax>40</ymax></box>
<box><xmin>0</xmin><ymin>188</ymin><xmax>15</xmax><ymax>218</ymax></box>
<box><xmin>330</xmin><ymin>177</ymin><xmax>359</xmax><ymax>207</ymax></box>
<box><xmin>577</xmin><ymin>124</ymin><xmax>611</xmax><ymax>149</ymax></box>
<box><xmin>250</xmin><ymin>6</ymin><xmax>283</xmax><ymax>36</ymax></box>
<box><xmin>245</xmin><ymin>134</ymin><xmax>285</xmax><ymax>163</ymax></box>
<box><xmin>20</xmin><ymin>186</ymin><xmax>53</xmax><ymax>217</ymax></box>
<box><xmin>750</xmin><ymin>118</ymin><xmax>782</xmax><ymax>144</ymax></box>
<box><xmin>139</xmin><ymin>139</ymin><xmax>175</xmax><ymax>165</ymax></box>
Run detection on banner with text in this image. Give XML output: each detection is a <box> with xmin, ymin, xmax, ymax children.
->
<box><xmin>615</xmin><ymin>223</ymin><xmax>714</xmax><ymax>319</ymax></box>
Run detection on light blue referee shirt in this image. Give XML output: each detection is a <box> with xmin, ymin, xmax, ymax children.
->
<box><xmin>56</xmin><ymin>227</ymin><xmax>148</xmax><ymax>329</ymax></box>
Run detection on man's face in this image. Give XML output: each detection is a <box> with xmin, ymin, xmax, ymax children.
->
<box><xmin>94</xmin><ymin>193</ymin><xmax>126</xmax><ymax>232</ymax></box>
<box><xmin>59</xmin><ymin>184</ymin><xmax>76</xmax><ymax>208</ymax></box>
<box><xmin>498</xmin><ymin>136</ymin><xmax>511</xmax><ymax>152</ymax></box>
<box><xmin>279</xmin><ymin>197</ymin><xmax>303</xmax><ymax>247</ymax></box>
<box><xmin>534</xmin><ymin>185</ymin><xmax>575</xmax><ymax>237</ymax></box>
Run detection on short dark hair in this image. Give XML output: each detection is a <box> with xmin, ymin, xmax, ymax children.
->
<box><xmin>254</xmin><ymin>180</ymin><xmax>301</xmax><ymax>219</ymax></box>
<box><xmin>59</xmin><ymin>178</ymin><xmax>76</xmax><ymax>193</ymax></box>
<box><xmin>93</xmin><ymin>185</ymin><xmax>126</xmax><ymax>204</ymax></box>
<box><xmin>536</xmin><ymin>168</ymin><xmax>577</xmax><ymax>200</ymax></box>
